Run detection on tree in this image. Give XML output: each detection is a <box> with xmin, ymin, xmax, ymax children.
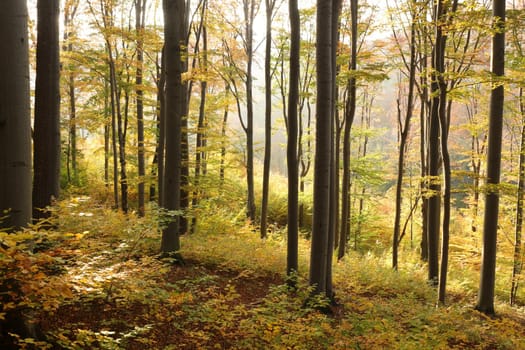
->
<box><xmin>63</xmin><ymin>0</ymin><xmax>80</xmax><ymax>187</ymax></box>
<box><xmin>476</xmin><ymin>0</ymin><xmax>505</xmax><ymax>315</ymax></box>
<box><xmin>509</xmin><ymin>4</ymin><xmax>525</xmax><ymax>306</ymax></box>
<box><xmin>338</xmin><ymin>0</ymin><xmax>357</xmax><ymax>261</ymax></box>
<box><xmin>309</xmin><ymin>0</ymin><xmax>336</xmax><ymax>297</ymax></box>
<box><xmin>427</xmin><ymin>0</ymin><xmax>447</xmax><ymax>286</ymax></box>
<box><xmin>136</xmin><ymin>0</ymin><xmax>147</xmax><ymax>217</ymax></box>
<box><xmin>192</xmin><ymin>0</ymin><xmax>209</xmax><ymax>233</ymax></box>
<box><xmin>161</xmin><ymin>0</ymin><xmax>186</xmax><ymax>254</ymax></box>
<box><xmin>391</xmin><ymin>0</ymin><xmax>417</xmax><ymax>270</ymax></box>
<box><xmin>0</xmin><ymin>0</ymin><xmax>32</xmax><ymax>231</ymax></box>
<box><xmin>243</xmin><ymin>0</ymin><xmax>259</xmax><ymax>222</ymax></box>
<box><xmin>260</xmin><ymin>0</ymin><xmax>278</xmax><ymax>240</ymax></box>
<box><xmin>218</xmin><ymin>0</ymin><xmax>260</xmax><ymax>222</ymax></box>
<box><xmin>287</xmin><ymin>0</ymin><xmax>300</xmax><ymax>277</ymax></box>
<box><xmin>33</xmin><ymin>0</ymin><xmax>61</xmax><ymax>222</ymax></box>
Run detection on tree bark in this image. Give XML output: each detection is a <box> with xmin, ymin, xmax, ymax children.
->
<box><xmin>511</xmin><ymin>87</ymin><xmax>525</xmax><ymax>305</ymax></box>
<box><xmin>33</xmin><ymin>0</ymin><xmax>61</xmax><ymax>222</ymax></box>
<box><xmin>309</xmin><ymin>0</ymin><xmax>333</xmax><ymax>296</ymax></box>
<box><xmin>287</xmin><ymin>0</ymin><xmax>300</xmax><ymax>276</ymax></box>
<box><xmin>338</xmin><ymin>0</ymin><xmax>357</xmax><ymax>261</ymax></box>
<box><xmin>161</xmin><ymin>0</ymin><xmax>185</xmax><ymax>254</ymax></box>
<box><xmin>0</xmin><ymin>0</ymin><xmax>32</xmax><ymax>231</ymax></box>
<box><xmin>136</xmin><ymin>0</ymin><xmax>147</xmax><ymax>217</ymax></box>
<box><xmin>261</xmin><ymin>0</ymin><xmax>275</xmax><ymax>240</ymax></box>
<box><xmin>476</xmin><ymin>0</ymin><xmax>505</xmax><ymax>315</ymax></box>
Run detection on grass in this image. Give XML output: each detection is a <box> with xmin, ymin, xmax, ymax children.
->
<box><xmin>1</xmin><ymin>195</ymin><xmax>525</xmax><ymax>349</ymax></box>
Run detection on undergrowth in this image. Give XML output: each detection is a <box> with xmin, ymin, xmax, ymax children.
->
<box><xmin>1</xmin><ymin>196</ymin><xmax>524</xmax><ymax>349</ymax></box>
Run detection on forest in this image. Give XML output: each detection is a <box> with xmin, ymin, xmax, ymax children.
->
<box><xmin>1</xmin><ymin>0</ymin><xmax>525</xmax><ymax>348</ymax></box>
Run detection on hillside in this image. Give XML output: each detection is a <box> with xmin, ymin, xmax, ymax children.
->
<box><xmin>1</xmin><ymin>196</ymin><xmax>524</xmax><ymax>349</ymax></box>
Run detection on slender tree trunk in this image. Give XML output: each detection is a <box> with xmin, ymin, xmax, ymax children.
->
<box><xmin>476</xmin><ymin>0</ymin><xmax>505</xmax><ymax>315</ymax></box>
<box><xmin>193</xmin><ymin>0</ymin><xmax>208</xmax><ymax>233</ymax></box>
<box><xmin>220</xmin><ymin>102</ymin><xmax>229</xmax><ymax>185</ymax></box>
<box><xmin>511</xmin><ymin>88</ymin><xmax>525</xmax><ymax>305</ymax></box>
<box><xmin>287</xmin><ymin>0</ymin><xmax>300</xmax><ymax>277</ymax></box>
<box><xmin>427</xmin><ymin>0</ymin><xmax>446</xmax><ymax>285</ymax></box>
<box><xmin>157</xmin><ymin>48</ymin><xmax>166</xmax><ymax>206</ymax></box>
<box><xmin>393</xmin><ymin>10</ymin><xmax>417</xmax><ymax>269</ymax></box>
<box><xmin>419</xmin><ymin>44</ymin><xmax>429</xmax><ymax>262</ymax></box>
<box><xmin>136</xmin><ymin>0</ymin><xmax>147</xmax><ymax>217</ymax></box>
<box><xmin>261</xmin><ymin>0</ymin><xmax>275</xmax><ymax>239</ymax></box>
<box><xmin>0</xmin><ymin>0</ymin><xmax>32</xmax><ymax>231</ymax></box>
<box><xmin>33</xmin><ymin>0</ymin><xmax>61</xmax><ymax>222</ymax></box>
<box><xmin>63</xmin><ymin>2</ymin><xmax>79</xmax><ymax>186</ymax></box>
<box><xmin>338</xmin><ymin>0</ymin><xmax>357</xmax><ymax>261</ymax></box>
<box><xmin>438</xmin><ymin>60</ymin><xmax>453</xmax><ymax>304</ymax></box>
<box><xmin>244</xmin><ymin>0</ymin><xmax>257</xmax><ymax>222</ymax></box>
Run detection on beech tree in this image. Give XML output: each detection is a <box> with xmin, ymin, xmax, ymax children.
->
<box><xmin>287</xmin><ymin>0</ymin><xmax>300</xmax><ymax>276</ymax></box>
<box><xmin>260</xmin><ymin>0</ymin><xmax>279</xmax><ymax>240</ymax></box>
<box><xmin>33</xmin><ymin>0</ymin><xmax>61</xmax><ymax>222</ymax></box>
<box><xmin>63</xmin><ymin>0</ymin><xmax>80</xmax><ymax>186</ymax></box>
<box><xmin>0</xmin><ymin>0</ymin><xmax>32</xmax><ymax>231</ymax></box>
<box><xmin>476</xmin><ymin>0</ymin><xmax>505</xmax><ymax>315</ymax></box>
<box><xmin>390</xmin><ymin>0</ymin><xmax>417</xmax><ymax>270</ymax></box>
<box><xmin>309</xmin><ymin>0</ymin><xmax>339</xmax><ymax>297</ymax></box>
<box><xmin>338</xmin><ymin>0</ymin><xmax>357</xmax><ymax>261</ymax></box>
<box><xmin>161</xmin><ymin>0</ymin><xmax>186</xmax><ymax>254</ymax></box>
<box><xmin>136</xmin><ymin>0</ymin><xmax>147</xmax><ymax>217</ymax></box>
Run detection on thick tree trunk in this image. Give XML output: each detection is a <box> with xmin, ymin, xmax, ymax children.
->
<box><xmin>309</xmin><ymin>0</ymin><xmax>333</xmax><ymax>296</ymax></box>
<box><xmin>476</xmin><ymin>0</ymin><xmax>505</xmax><ymax>315</ymax></box>
<box><xmin>0</xmin><ymin>0</ymin><xmax>32</xmax><ymax>231</ymax></box>
<box><xmin>33</xmin><ymin>0</ymin><xmax>61</xmax><ymax>222</ymax></box>
<box><xmin>161</xmin><ymin>0</ymin><xmax>185</xmax><ymax>254</ymax></box>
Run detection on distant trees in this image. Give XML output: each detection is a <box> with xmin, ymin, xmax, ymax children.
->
<box><xmin>0</xmin><ymin>0</ymin><xmax>32</xmax><ymax>231</ymax></box>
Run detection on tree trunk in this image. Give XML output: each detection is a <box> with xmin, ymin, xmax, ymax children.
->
<box><xmin>338</xmin><ymin>0</ymin><xmax>357</xmax><ymax>261</ymax></box>
<box><xmin>193</xmin><ymin>0</ymin><xmax>208</xmax><ymax>233</ymax></box>
<box><xmin>287</xmin><ymin>0</ymin><xmax>300</xmax><ymax>277</ymax></box>
<box><xmin>161</xmin><ymin>0</ymin><xmax>185</xmax><ymax>254</ymax></box>
<box><xmin>392</xmin><ymin>3</ymin><xmax>417</xmax><ymax>269</ymax></box>
<box><xmin>0</xmin><ymin>0</ymin><xmax>32</xmax><ymax>231</ymax></box>
<box><xmin>476</xmin><ymin>0</ymin><xmax>505</xmax><ymax>315</ymax></box>
<box><xmin>157</xmin><ymin>48</ymin><xmax>166</xmax><ymax>206</ymax></box>
<box><xmin>261</xmin><ymin>0</ymin><xmax>275</xmax><ymax>240</ymax></box>
<box><xmin>33</xmin><ymin>0</ymin><xmax>61</xmax><ymax>222</ymax></box>
<box><xmin>136</xmin><ymin>0</ymin><xmax>147</xmax><ymax>217</ymax></box>
<box><xmin>309</xmin><ymin>0</ymin><xmax>333</xmax><ymax>296</ymax></box>
<box><xmin>511</xmin><ymin>87</ymin><xmax>525</xmax><ymax>305</ymax></box>
<box><xmin>244</xmin><ymin>0</ymin><xmax>257</xmax><ymax>222</ymax></box>
<box><xmin>427</xmin><ymin>0</ymin><xmax>446</xmax><ymax>285</ymax></box>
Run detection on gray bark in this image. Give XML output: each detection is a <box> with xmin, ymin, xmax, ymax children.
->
<box><xmin>33</xmin><ymin>0</ymin><xmax>61</xmax><ymax>221</ymax></box>
<box><xmin>0</xmin><ymin>0</ymin><xmax>32</xmax><ymax>231</ymax></box>
<box><xmin>476</xmin><ymin>0</ymin><xmax>505</xmax><ymax>315</ymax></box>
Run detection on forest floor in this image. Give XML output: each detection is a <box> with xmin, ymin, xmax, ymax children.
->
<box><xmin>2</xmin><ymin>196</ymin><xmax>525</xmax><ymax>349</ymax></box>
